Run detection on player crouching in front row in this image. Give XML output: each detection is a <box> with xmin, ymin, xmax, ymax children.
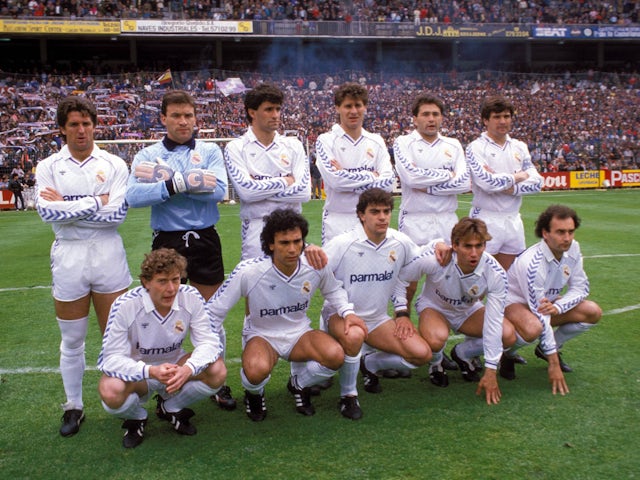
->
<box><xmin>97</xmin><ymin>248</ymin><xmax>227</xmax><ymax>448</ymax></box>
<box><xmin>207</xmin><ymin>208</ymin><xmax>365</xmax><ymax>422</ymax></box>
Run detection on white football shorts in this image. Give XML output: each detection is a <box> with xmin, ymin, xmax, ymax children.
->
<box><xmin>50</xmin><ymin>234</ymin><xmax>132</xmax><ymax>302</ymax></box>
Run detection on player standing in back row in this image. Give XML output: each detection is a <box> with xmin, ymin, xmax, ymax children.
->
<box><xmin>466</xmin><ymin>95</ymin><xmax>542</xmax><ymax>271</ymax></box>
<box><xmin>225</xmin><ymin>83</ymin><xmax>310</xmax><ymax>261</ymax></box>
<box><xmin>315</xmin><ymin>82</ymin><xmax>395</xmax><ymax>245</ymax></box>
<box><xmin>36</xmin><ymin>96</ymin><xmax>132</xmax><ymax>437</ymax></box>
<box><xmin>126</xmin><ymin>90</ymin><xmax>235</xmax><ymax>409</ymax></box>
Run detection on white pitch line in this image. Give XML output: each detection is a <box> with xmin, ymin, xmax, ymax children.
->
<box><xmin>3</xmin><ymin>253</ymin><xmax>636</xmax><ymax>293</ymax></box>
<box><xmin>584</xmin><ymin>253</ymin><xmax>640</xmax><ymax>259</ymax></box>
<box><xmin>0</xmin><ymin>357</ymin><xmax>243</xmax><ymax>375</ymax></box>
<box><xmin>605</xmin><ymin>304</ymin><xmax>640</xmax><ymax>315</ymax></box>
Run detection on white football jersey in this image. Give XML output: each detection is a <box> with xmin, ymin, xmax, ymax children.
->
<box><xmin>324</xmin><ymin>224</ymin><xmax>422</xmax><ymax>324</ymax></box>
<box><xmin>507</xmin><ymin>239</ymin><xmax>590</xmax><ymax>355</ymax></box>
<box><xmin>207</xmin><ymin>256</ymin><xmax>354</xmax><ymax>340</ymax></box>
<box><xmin>97</xmin><ymin>285</ymin><xmax>221</xmax><ymax>382</ymax></box>
<box><xmin>36</xmin><ymin>144</ymin><xmax>129</xmax><ymax>240</ymax></box>
<box><xmin>315</xmin><ymin>124</ymin><xmax>395</xmax><ymax>215</ymax></box>
<box><xmin>393</xmin><ymin>131</ymin><xmax>470</xmax><ymax>215</ymax></box>
<box><xmin>466</xmin><ymin>132</ymin><xmax>542</xmax><ymax>214</ymax></box>
<box><xmin>225</xmin><ymin>128</ymin><xmax>310</xmax><ymax>221</ymax></box>
<box><xmin>401</xmin><ymin>249</ymin><xmax>507</xmax><ymax>369</ymax></box>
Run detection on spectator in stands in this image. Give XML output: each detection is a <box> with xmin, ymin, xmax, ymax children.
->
<box><xmin>8</xmin><ymin>172</ymin><xmax>24</xmax><ymax>210</ymax></box>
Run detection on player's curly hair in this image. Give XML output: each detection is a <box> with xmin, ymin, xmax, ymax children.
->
<box><xmin>244</xmin><ymin>83</ymin><xmax>284</xmax><ymax>123</ymax></box>
<box><xmin>334</xmin><ymin>82</ymin><xmax>368</xmax><ymax>106</ymax></box>
<box><xmin>534</xmin><ymin>205</ymin><xmax>581</xmax><ymax>238</ymax></box>
<box><xmin>451</xmin><ymin>217</ymin><xmax>492</xmax><ymax>245</ymax></box>
<box><xmin>139</xmin><ymin>248</ymin><xmax>187</xmax><ymax>283</ymax></box>
<box><xmin>57</xmin><ymin>96</ymin><xmax>98</xmax><ymax>135</ymax></box>
<box><xmin>260</xmin><ymin>208</ymin><xmax>309</xmax><ymax>257</ymax></box>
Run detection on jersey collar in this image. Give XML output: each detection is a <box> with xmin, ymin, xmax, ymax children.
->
<box><xmin>163</xmin><ymin>135</ymin><xmax>196</xmax><ymax>151</ymax></box>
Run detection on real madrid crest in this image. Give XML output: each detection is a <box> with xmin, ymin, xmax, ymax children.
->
<box><xmin>562</xmin><ymin>265</ymin><xmax>571</xmax><ymax>279</ymax></box>
<box><xmin>191</xmin><ymin>151</ymin><xmax>202</xmax><ymax>165</ymax></box>
<box><xmin>174</xmin><ymin>320</ymin><xmax>185</xmax><ymax>334</ymax></box>
<box><xmin>467</xmin><ymin>284</ymin><xmax>480</xmax><ymax>297</ymax></box>
<box><xmin>388</xmin><ymin>250</ymin><xmax>397</xmax><ymax>263</ymax></box>
<box><xmin>301</xmin><ymin>281</ymin><xmax>312</xmax><ymax>295</ymax></box>
<box><xmin>95</xmin><ymin>169</ymin><xmax>106</xmax><ymax>184</ymax></box>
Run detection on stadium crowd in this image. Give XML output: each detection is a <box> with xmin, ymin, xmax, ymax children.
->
<box><xmin>1</xmin><ymin>67</ymin><xmax>639</xmax><ymax>184</ymax></box>
<box><xmin>0</xmin><ymin>0</ymin><xmax>638</xmax><ymax>24</ymax></box>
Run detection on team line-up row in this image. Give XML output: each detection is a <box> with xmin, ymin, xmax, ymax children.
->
<box><xmin>34</xmin><ymin>84</ymin><xmax>600</xmax><ymax>448</ymax></box>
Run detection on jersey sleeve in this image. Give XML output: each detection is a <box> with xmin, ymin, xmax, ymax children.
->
<box><xmin>428</xmin><ymin>143</ymin><xmax>471</xmax><ymax>196</ymax></box>
<box><xmin>466</xmin><ymin>143</ymin><xmax>516</xmax><ymax>193</ymax></box>
<box><xmin>273</xmin><ymin>140</ymin><xmax>311</xmax><ymax>203</ymax></box>
<box><xmin>315</xmin><ymin>134</ymin><xmax>394</xmax><ymax>193</ymax></box>
<box><xmin>125</xmin><ymin>148</ymin><xmax>172</xmax><ymax>208</ymax></box>
<box><xmin>553</xmin><ymin>246</ymin><xmax>590</xmax><ymax>315</ymax></box>
<box><xmin>206</xmin><ymin>260</ymin><xmax>252</xmax><ymax>332</ymax></box>
<box><xmin>482</xmin><ymin>258</ymin><xmax>508</xmax><ymax>370</ymax></box>
<box><xmin>225</xmin><ymin>139</ymin><xmax>291</xmax><ymax>202</ymax></box>
<box><xmin>317</xmin><ymin>266</ymin><xmax>355</xmax><ymax>318</ymax></box>
<box><xmin>97</xmin><ymin>294</ymin><xmax>149</xmax><ymax>382</ymax></box>
<box><xmin>517</xmin><ymin>249</ymin><xmax>557</xmax><ymax>355</ymax></box>
<box><xmin>80</xmin><ymin>155</ymin><xmax>129</xmax><ymax>228</ymax></box>
<box><xmin>35</xmin><ymin>159</ymin><xmax>102</xmax><ymax>225</ymax></box>
<box><xmin>183</xmin><ymin>288</ymin><xmax>222</xmax><ymax>375</ymax></box>
<box><xmin>393</xmin><ymin>137</ymin><xmax>452</xmax><ymax>188</ymax></box>
<box><xmin>512</xmin><ymin>145</ymin><xmax>543</xmax><ymax>196</ymax></box>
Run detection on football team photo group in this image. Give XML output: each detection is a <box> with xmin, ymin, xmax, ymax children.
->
<box><xmin>33</xmin><ymin>84</ymin><xmax>603</xmax><ymax>450</ymax></box>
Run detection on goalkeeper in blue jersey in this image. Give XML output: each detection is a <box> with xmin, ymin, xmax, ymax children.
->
<box><xmin>126</xmin><ymin>90</ymin><xmax>235</xmax><ymax>409</ymax></box>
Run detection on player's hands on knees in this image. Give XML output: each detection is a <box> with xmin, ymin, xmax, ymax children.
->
<box><xmin>149</xmin><ymin>363</ymin><xmax>178</xmax><ymax>383</ymax></box>
<box><xmin>135</xmin><ymin>160</ymin><xmax>175</xmax><ymax>183</ymax></box>
<box><xmin>548</xmin><ymin>365</ymin><xmax>569</xmax><ymax>395</ymax></box>
<box><xmin>183</xmin><ymin>169</ymin><xmax>217</xmax><ymax>193</ymax></box>
<box><xmin>165</xmin><ymin>364</ymin><xmax>193</xmax><ymax>394</ymax></box>
<box><xmin>476</xmin><ymin>369</ymin><xmax>501</xmax><ymax>405</ymax></box>
<box><xmin>344</xmin><ymin>313</ymin><xmax>368</xmax><ymax>338</ymax></box>
<box><xmin>393</xmin><ymin>316</ymin><xmax>415</xmax><ymax>340</ymax></box>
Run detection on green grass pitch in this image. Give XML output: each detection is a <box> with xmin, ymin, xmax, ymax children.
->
<box><xmin>1</xmin><ymin>190</ymin><xmax>639</xmax><ymax>479</ymax></box>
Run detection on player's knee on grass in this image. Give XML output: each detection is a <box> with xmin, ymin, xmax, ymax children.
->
<box><xmin>201</xmin><ymin>357</ymin><xmax>227</xmax><ymax>389</ymax></box>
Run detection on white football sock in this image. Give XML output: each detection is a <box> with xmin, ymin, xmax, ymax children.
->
<box><xmin>455</xmin><ymin>337</ymin><xmax>483</xmax><ymax>360</ymax></box>
<box><xmin>554</xmin><ymin>322</ymin><xmax>594</xmax><ymax>350</ymax></box>
<box><xmin>292</xmin><ymin>360</ymin><xmax>335</xmax><ymax>389</ymax></box>
<box><xmin>58</xmin><ymin>317</ymin><xmax>88</xmax><ymax>409</ymax></box>
<box><xmin>339</xmin><ymin>354</ymin><xmax>361</xmax><ymax>397</ymax></box>
<box><xmin>365</xmin><ymin>351</ymin><xmax>418</xmax><ymax>372</ymax></box>
<box><xmin>164</xmin><ymin>381</ymin><xmax>218</xmax><ymax>412</ymax></box>
<box><xmin>241</xmin><ymin>368</ymin><xmax>270</xmax><ymax>395</ymax></box>
<box><xmin>101</xmin><ymin>393</ymin><xmax>147</xmax><ymax>420</ymax></box>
